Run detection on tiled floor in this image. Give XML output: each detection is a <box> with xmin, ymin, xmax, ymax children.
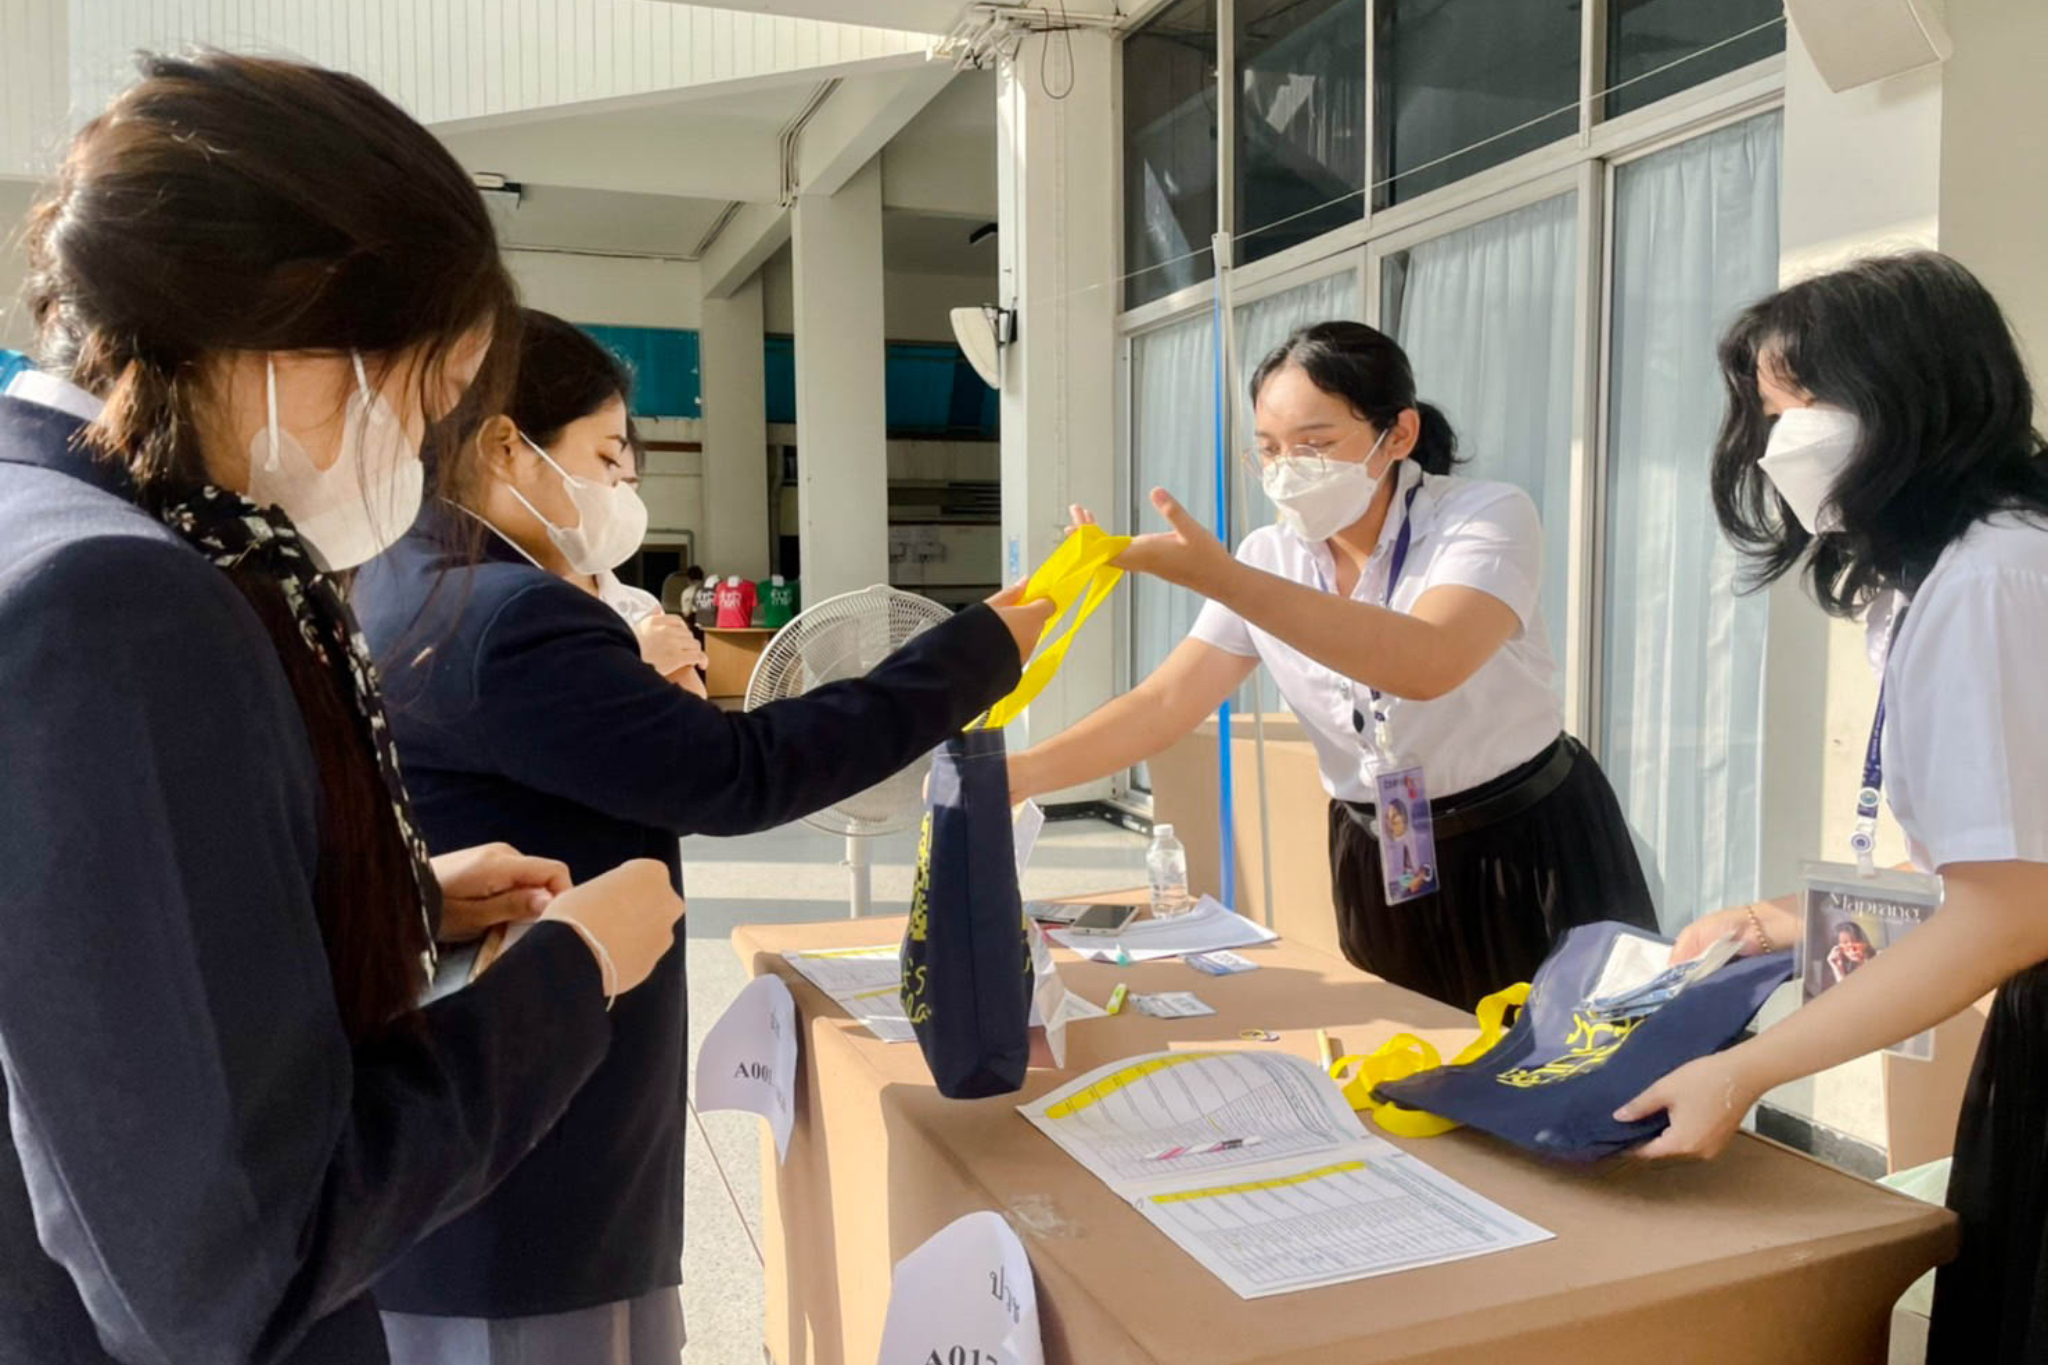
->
<box><xmin>677</xmin><ymin>815</ymin><xmax>1149</xmax><ymax>1364</ymax></box>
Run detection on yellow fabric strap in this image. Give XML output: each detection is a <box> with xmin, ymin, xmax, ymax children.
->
<box><xmin>974</xmin><ymin>524</ymin><xmax>1131</xmax><ymax>731</ymax></box>
<box><xmin>1328</xmin><ymin>982</ymin><xmax>1530</xmax><ymax>1138</ymax></box>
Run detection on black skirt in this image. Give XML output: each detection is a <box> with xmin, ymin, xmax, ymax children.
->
<box><xmin>1928</xmin><ymin>961</ymin><xmax>2048</xmax><ymax>1364</ymax></box>
<box><xmin>1326</xmin><ymin>735</ymin><xmax>1658</xmax><ymax>1011</ymax></box>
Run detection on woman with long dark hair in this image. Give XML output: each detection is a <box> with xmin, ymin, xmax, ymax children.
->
<box><xmin>1009</xmin><ymin>321</ymin><xmax>1655</xmax><ymax>1010</ymax></box>
<box><xmin>353</xmin><ymin>310</ymin><xmax>1053</xmax><ymax>1362</ymax></box>
<box><xmin>1621</xmin><ymin>252</ymin><xmax>2048</xmax><ymax>1365</ymax></box>
<box><xmin>0</xmin><ymin>54</ymin><xmax>681</xmax><ymax>1364</ymax></box>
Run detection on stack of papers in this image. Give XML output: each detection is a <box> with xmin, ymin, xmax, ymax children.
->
<box><xmin>783</xmin><ymin>945</ymin><xmax>916</xmax><ymax>1043</ymax></box>
<box><xmin>784</xmin><ymin>935</ymin><xmax>1104</xmax><ymax>1059</ymax></box>
<box><xmin>1048</xmin><ymin>895</ymin><xmax>1279</xmax><ymax>962</ymax></box>
<box><xmin>1019</xmin><ymin>1050</ymin><xmax>1551</xmax><ymax>1298</ymax></box>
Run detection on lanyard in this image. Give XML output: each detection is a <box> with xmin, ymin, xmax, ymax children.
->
<box><xmin>1349</xmin><ymin>482</ymin><xmax>1423</xmax><ymax>752</ymax></box>
<box><xmin>1853</xmin><ymin>603</ymin><xmax>1909</xmax><ymax>875</ymax></box>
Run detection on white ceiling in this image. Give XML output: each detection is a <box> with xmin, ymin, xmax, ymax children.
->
<box><xmin>496</xmin><ymin>185</ymin><xmax>735</xmax><ymax>258</ymax></box>
<box><xmin>884</xmin><ymin>209</ymin><xmax>998</xmax><ymax>276</ymax></box>
<box><xmin>661</xmin><ymin>0</ymin><xmax>969</xmax><ymax>36</ymax></box>
<box><xmin>448</xmin><ymin>63</ymin><xmax>998</xmax><ymax>266</ymax></box>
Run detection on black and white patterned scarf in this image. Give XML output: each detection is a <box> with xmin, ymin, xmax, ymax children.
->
<box><xmin>160</xmin><ymin>485</ymin><xmax>439</xmax><ymax>985</ymax></box>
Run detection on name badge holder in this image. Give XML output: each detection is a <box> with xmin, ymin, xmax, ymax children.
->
<box><xmin>1346</xmin><ymin>483</ymin><xmax>1440</xmax><ymax>905</ymax></box>
<box><xmin>1797</xmin><ymin>607</ymin><xmax>1942</xmax><ymax>1059</ymax></box>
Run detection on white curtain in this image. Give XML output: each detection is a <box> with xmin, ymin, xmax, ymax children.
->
<box><xmin>1603</xmin><ymin>111</ymin><xmax>1782</xmax><ymax>929</ymax></box>
<box><xmin>1380</xmin><ymin>192</ymin><xmax>1578</xmax><ymax>665</ymax></box>
<box><xmin>1129</xmin><ymin>310</ymin><xmax>1219</xmax><ymax>687</ymax></box>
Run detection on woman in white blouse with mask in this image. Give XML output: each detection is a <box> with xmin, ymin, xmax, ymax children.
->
<box><xmin>1618</xmin><ymin>253</ymin><xmax>2048</xmax><ymax>1365</ymax></box>
<box><xmin>1011</xmin><ymin>322</ymin><xmax>1656</xmax><ymax>1010</ymax></box>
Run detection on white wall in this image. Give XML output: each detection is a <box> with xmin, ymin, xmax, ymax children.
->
<box><xmin>885</xmin><ymin>271</ymin><xmax>997</xmax><ymax>343</ymax></box>
<box><xmin>65</xmin><ymin>1</ymin><xmax>930</xmax><ymax>133</ymax></box>
<box><xmin>0</xmin><ymin>180</ymin><xmax>46</xmax><ymax>350</ymax></box>
<box><xmin>761</xmin><ymin>251</ymin><xmax>992</xmax><ymax>344</ymax></box>
<box><xmin>504</xmin><ymin>251</ymin><xmax>702</xmax><ymax>330</ymax></box>
<box><xmin>1</xmin><ymin>1</ymin><xmax>67</xmax><ymax>177</ymax></box>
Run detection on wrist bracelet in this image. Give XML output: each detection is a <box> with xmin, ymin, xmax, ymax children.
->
<box><xmin>1745</xmin><ymin>905</ymin><xmax>1776</xmax><ymax>955</ymax></box>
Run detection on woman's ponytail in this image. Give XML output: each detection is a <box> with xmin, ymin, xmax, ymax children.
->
<box><xmin>1411</xmin><ymin>401</ymin><xmax>1459</xmax><ymax>475</ymax></box>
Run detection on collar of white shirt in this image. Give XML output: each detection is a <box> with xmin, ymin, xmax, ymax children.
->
<box><xmin>1299</xmin><ymin>457</ymin><xmax>1435</xmax><ymax>594</ymax></box>
<box><xmin>4</xmin><ymin>370</ymin><xmax>105</xmax><ymax>423</ymax></box>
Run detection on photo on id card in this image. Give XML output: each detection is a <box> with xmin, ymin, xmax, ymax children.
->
<box><xmin>1376</xmin><ymin>765</ymin><xmax>1438</xmax><ymax>903</ymax></box>
<box><xmin>1798</xmin><ymin>860</ymin><xmax>1943</xmax><ymax>1060</ymax></box>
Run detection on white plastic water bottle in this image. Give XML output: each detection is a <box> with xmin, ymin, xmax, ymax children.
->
<box><xmin>1147</xmin><ymin>823</ymin><xmax>1191</xmax><ymax>919</ymax></box>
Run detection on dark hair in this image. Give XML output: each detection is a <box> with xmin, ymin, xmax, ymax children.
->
<box><xmin>22</xmin><ymin>52</ymin><xmax>521</xmax><ymax>1041</ymax></box>
<box><xmin>1710</xmin><ymin>252</ymin><xmax>2048</xmax><ymax>617</ymax></box>
<box><xmin>25</xmin><ymin>51</ymin><xmax>520</xmax><ymax>504</ymax></box>
<box><xmin>505</xmin><ymin>309</ymin><xmax>632</xmax><ymax>448</ymax></box>
<box><xmin>1834</xmin><ymin>921</ymin><xmax>1874</xmax><ymax>950</ymax></box>
<box><xmin>1250</xmin><ymin>321</ymin><xmax>1461</xmax><ymax>475</ymax></box>
<box><xmin>434</xmin><ymin>308</ymin><xmax>632</xmax><ymax>502</ymax></box>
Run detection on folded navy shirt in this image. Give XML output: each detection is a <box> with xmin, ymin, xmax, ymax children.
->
<box><xmin>1376</xmin><ymin>921</ymin><xmax>1794</xmax><ymax>1161</ymax></box>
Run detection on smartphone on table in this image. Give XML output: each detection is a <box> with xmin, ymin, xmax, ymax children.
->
<box><xmin>1065</xmin><ymin>903</ymin><xmax>1142</xmax><ymax>937</ymax></box>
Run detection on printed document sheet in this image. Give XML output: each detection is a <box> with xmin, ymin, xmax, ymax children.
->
<box><xmin>1020</xmin><ymin>1050</ymin><xmax>1551</xmax><ymax>1297</ymax></box>
<box><xmin>783</xmin><ymin>945</ymin><xmax>916</xmax><ymax>1043</ymax></box>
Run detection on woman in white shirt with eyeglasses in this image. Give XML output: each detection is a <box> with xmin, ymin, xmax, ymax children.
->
<box><xmin>1010</xmin><ymin>321</ymin><xmax>1656</xmax><ymax>1010</ymax></box>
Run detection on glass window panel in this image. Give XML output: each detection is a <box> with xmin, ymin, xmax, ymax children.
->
<box><xmin>1601</xmin><ymin>111</ymin><xmax>1782</xmax><ymax>930</ymax></box>
<box><xmin>1123</xmin><ymin>0</ymin><xmax>1219</xmax><ymax>310</ymax></box>
<box><xmin>1374</xmin><ymin>0</ymin><xmax>1582</xmax><ymax>207</ymax></box>
<box><xmin>1381</xmin><ymin>191</ymin><xmax>1577</xmax><ymax>673</ymax></box>
<box><xmin>1606</xmin><ymin>0</ymin><xmax>1786</xmax><ymax>120</ymax></box>
<box><xmin>1235</xmin><ymin>0</ymin><xmax>1367</xmax><ymax>267</ymax></box>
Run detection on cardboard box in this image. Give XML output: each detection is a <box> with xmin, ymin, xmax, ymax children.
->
<box><xmin>736</xmin><ymin>914</ymin><xmax>1955</xmax><ymax>1365</ymax></box>
<box><xmin>1148</xmin><ymin>712</ymin><xmax>1341</xmax><ymax>959</ymax></box>
<box><xmin>703</xmin><ymin>627</ymin><xmax>774</xmax><ymax>698</ymax></box>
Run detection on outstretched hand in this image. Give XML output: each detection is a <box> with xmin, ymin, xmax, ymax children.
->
<box><xmin>1096</xmin><ymin>487</ymin><xmax>1235</xmax><ymax>593</ymax></box>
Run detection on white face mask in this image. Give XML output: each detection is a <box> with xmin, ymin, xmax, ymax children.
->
<box><xmin>508</xmin><ymin>432</ymin><xmax>649</xmax><ymax>574</ymax></box>
<box><xmin>1262</xmin><ymin>430</ymin><xmax>1394</xmax><ymax>542</ymax></box>
<box><xmin>1759</xmin><ymin>405</ymin><xmax>1860</xmax><ymax>534</ymax></box>
<box><xmin>246</xmin><ymin>352</ymin><xmax>423</xmax><ymax>571</ymax></box>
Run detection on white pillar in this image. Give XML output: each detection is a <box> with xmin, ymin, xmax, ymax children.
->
<box><xmin>1939</xmin><ymin>0</ymin><xmax>2048</xmax><ymax>432</ymax></box>
<box><xmin>995</xmin><ymin>31</ymin><xmax>1120</xmax><ymax>790</ymax></box>
<box><xmin>790</xmin><ymin>157</ymin><xmax>889</xmax><ymax>603</ymax></box>
<box><xmin>698</xmin><ymin>274</ymin><xmax>771</xmax><ymax>581</ymax></box>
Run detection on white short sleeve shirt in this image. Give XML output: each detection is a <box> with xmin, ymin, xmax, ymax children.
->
<box><xmin>1189</xmin><ymin>460</ymin><xmax>1563</xmax><ymax>800</ymax></box>
<box><xmin>1881</xmin><ymin>513</ymin><xmax>2048</xmax><ymax>871</ymax></box>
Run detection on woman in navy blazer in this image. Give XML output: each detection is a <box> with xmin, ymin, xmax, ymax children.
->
<box><xmin>354</xmin><ymin>313</ymin><xmax>1048</xmax><ymax>1362</ymax></box>
<box><xmin>0</xmin><ymin>56</ymin><xmax>681</xmax><ymax>1365</ymax></box>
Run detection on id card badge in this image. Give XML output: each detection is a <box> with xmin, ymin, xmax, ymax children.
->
<box><xmin>1798</xmin><ymin>859</ymin><xmax>1943</xmax><ymax>1060</ymax></box>
<box><xmin>1375</xmin><ymin>762</ymin><xmax>1439</xmax><ymax>904</ymax></box>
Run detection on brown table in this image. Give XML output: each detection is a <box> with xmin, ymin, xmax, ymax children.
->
<box><xmin>735</xmin><ymin>912</ymin><xmax>1955</xmax><ymax>1365</ymax></box>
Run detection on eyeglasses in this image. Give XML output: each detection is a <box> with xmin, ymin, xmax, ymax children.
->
<box><xmin>1237</xmin><ymin>437</ymin><xmax>1368</xmax><ymax>482</ymax></box>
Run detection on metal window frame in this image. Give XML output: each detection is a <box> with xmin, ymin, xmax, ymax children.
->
<box><xmin>1113</xmin><ymin>0</ymin><xmax>1785</xmax><ymax>740</ymax></box>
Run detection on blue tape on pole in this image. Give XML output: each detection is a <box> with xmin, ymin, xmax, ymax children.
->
<box><xmin>1212</xmin><ymin>288</ymin><xmax>1236</xmax><ymax>910</ymax></box>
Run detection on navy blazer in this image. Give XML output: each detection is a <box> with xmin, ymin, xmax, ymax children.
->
<box><xmin>353</xmin><ymin>510</ymin><xmax>1021</xmax><ymax>1318</ymax></box>
<box><xmin>0</xmin><ymin>397</ymin><xmax>615</xmax><ymax>1364</ymax></box>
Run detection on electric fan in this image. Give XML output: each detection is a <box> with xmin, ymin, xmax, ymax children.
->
<box><xmin>743</xmin><ymin>585</ymin><xmax>956</xmax><ymax>916</ymax></box>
